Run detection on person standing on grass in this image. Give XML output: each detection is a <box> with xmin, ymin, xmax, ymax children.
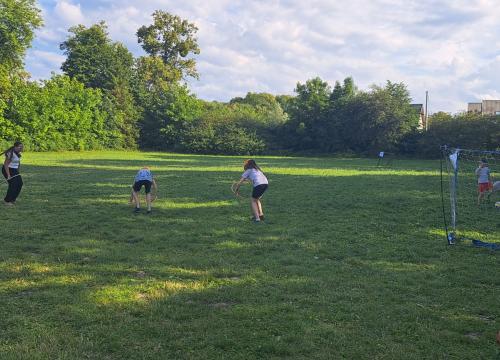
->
<box><xmin>1</xmin><ymin>141</ymin><xmax>24</xmax><ymax>206</ymax></box>
<box><xmin>233</xmin><ymin>159</ymin><xmax>268</xmax><ymax>223</ymax></box>
<box><xmin>131</xmin><ymin>167</ymin><xmax>157</xmax><ymax>214</ymax></box>
<box><xmin>475</xmin><ymin>159</ymin><xmax>492</xmax><ymax>205</ymax></box>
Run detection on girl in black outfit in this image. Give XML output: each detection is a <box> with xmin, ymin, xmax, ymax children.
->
<box><xmin>2</xmin><ymin>141</ymin><xmax>24</xmax><ymax>206</ymax></box>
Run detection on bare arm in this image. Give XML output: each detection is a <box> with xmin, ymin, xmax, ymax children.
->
<box><xmin>233</xmin><ymin>177</ymin><xmax>247</xmax><ymax>194</ymax></box>
<box><xmin>3</xmin><ymin>158</ymin><xmax>11</xmax><ymax>179</ymax></box>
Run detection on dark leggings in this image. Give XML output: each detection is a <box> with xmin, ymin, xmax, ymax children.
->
<box><xmin>2</xmin><ymin>167</ymin><xmax>23</xmax><ymax>203</ymax></box>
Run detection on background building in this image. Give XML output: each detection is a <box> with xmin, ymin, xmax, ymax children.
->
<box><xmin>467</xmin><ymin>100</ymin><xmax>500</xmax><ymax>115</ymax></box>
<box><xmin>411</xmin><ymin>104</ymin><xmax>426</xmax><ymax>129</ymax></box>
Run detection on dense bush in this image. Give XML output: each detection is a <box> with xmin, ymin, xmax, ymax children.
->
<box><xmin>281</xmin><ymin>78</ymin><xmax>420</xmax><ymax>154</ymax></box>
<box><xmin>402</xmin><ymin>112</ymin><xmax>500</xmax><ymax>157</ymax></box>
<box><xmin>136</xmin><ymin>83</ymin><xmax>203</xmax><ymax>151</ymax></box>
<box><xmin>180</xmin><ymin>117</ymin><xmax>265</xmax><ymax>155</ymax></box>
<box><xmin>1</xmin><ymin>75</ymin><xmax>112</xmax><ymax>150</ymax></box>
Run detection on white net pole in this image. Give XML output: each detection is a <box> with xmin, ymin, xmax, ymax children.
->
<box><xmin>442</xmin><ymin>146</ymin><xmax>499</xmax><ymax>244</ymax></box>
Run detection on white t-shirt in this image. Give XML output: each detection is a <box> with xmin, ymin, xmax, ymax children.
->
<box><xmin>135</xmin><ymin>168</ymin><xmax>153</xmax><ymax>182</ymax></box>
<box><xmin>242</xmin><ymin>168</ymin><xmax>268</xmax><ymax>187</ymax></box>
<box><xmin>475</xmin><ymin>167</ymin><xmax>490</xmax><ymax>184</ymax></box>
<box><xmin>6</xmin><ymin>151</ymin><xmax>20</xmax><ymax>169</ymax></box>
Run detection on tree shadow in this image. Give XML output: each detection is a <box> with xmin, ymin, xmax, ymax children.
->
<box><xmin>1</xmin><ymin>158</ymin><xmax>498</xmax><ymax>359</ymax></box>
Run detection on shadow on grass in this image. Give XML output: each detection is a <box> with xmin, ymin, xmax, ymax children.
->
<box><xmin>54</xmin><ymin>154</ymin><xmax>440</xmax><ymax>174</ymax></box>
<box><xmin>1</xmin><ymin>158</ymin><xmax>498</xmax><ymax>359</ymax></box>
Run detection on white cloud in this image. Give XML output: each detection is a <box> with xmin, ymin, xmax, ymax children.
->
<box><xmin>24</xmin><ymin>0</ymin><xmax>500</xmax><ymax>112</ymax></box>
<box><xmin>31</xmin><ymin>50</ymin><xmax>66</xmax><ymax>66</ymax></box>
<box><xmin>54</xmin><ymin>1</ymin><xmax>85</xmax><ymax>26</ymax></box>
<box><xmin>25</xmin><ymin>51</ymin><xmax>65</xmax><ymax>80</ymax></box>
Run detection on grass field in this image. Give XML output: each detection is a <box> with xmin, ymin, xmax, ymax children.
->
<box><xmin>0</xmin><ymin>151</ymin><xmax>499</xmax><ymax>359</ymax></box>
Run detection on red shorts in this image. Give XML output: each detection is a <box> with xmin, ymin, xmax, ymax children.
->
<box><xmin>478</xmin><ymin>182</ymin><xmax>493</xmax><ymax>193</ymax></box>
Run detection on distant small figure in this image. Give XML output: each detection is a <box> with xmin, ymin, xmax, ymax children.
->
<box><xmin>131</xmin><ymin>167</ymin><xmax>157</xmax><ymax>214</ymax></box>
<box><xmin>233</xmin><ymin>159</ymin><xmax>268</xmax><ymax>223</ymax></box>
<box><xmin>475</xmin><ymin>159</ymin><xmax>492</xmax><ymax>205</ymax></box>
<box><xmin>493</xmin><ymin>181</ymin><xmax>500</xmax><ymax>193</ymax></box>
<box><xmin>376</xmin><ymin>151</ymin><xmax>393</xmax><ymax>166</ymax></box>
<box><xmin>376</xmin><ymin>151</ymin><xmax>385</xmax><ymax>166</ymax></box>
<box><xmin>1</xmin><ymin>141</ymin><xmax>24</xmax><ymax>206</ymax></box>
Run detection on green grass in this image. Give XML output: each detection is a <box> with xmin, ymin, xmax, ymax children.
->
<box><xmin>0</xmin><ymin>151</ymin><xmax>499</xmax><ymax>359</ymax></box>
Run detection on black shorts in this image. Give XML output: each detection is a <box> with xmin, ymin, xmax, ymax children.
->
<box><xmin>133</xmin><ymin>180</ymin><xmax>152</xmax><ymax>194</ymax></box>
<box><xmin>252</xmin><ymin>184</ymin><xmax>268</xmax><ymax>199</ymax></box>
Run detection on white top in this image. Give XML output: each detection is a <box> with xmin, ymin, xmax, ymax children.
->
<box><xmin>6</xmin><ymin>151</ymin><xmax>20</xmax><ymax>169</ymax></box>
<box><xmin>475</xmin><ymin>167</ymin><xmax>490</xmax><ymax>184</ymax></box>
<box><xmin>242</xmin><ymin>168</ymin><xmax>268</xmax><ymax>187</ymax></box>
<box><xmin>135</xmin><ymin>168</ymin><xmax>153</xmax><ymax>182</ymax></box>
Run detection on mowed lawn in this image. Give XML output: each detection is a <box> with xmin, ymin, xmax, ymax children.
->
<box><xmin>0</xmin><ymin>151</ymin><xmax>498</xmax><ymax>360</ymax></box>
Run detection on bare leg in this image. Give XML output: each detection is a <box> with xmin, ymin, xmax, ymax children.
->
<box><xmin>133</xmin><ymin>191</ymin><xmax>141</xmax><ymax>208</ymax></box>
<box><xmin>257</xmin><ymin>199</ymin><xmax>263</xmax><ymax>217</ymax></box>
<box><xmin>477</xmin><ymin>192</ymin><xmax>484</xmax><ymax>205</ymax></box>
<box><xmin>146</xmin><ymin>193</ymin><xmax>152</xmax><ymax>212</ymax></box>
<box><xmin>251</xmin><ymin>198</ymin><xmax>260</xmax><ymax>220</ymax></box>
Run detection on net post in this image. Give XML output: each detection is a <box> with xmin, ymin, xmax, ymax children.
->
<box><xmin>440</xmin><ymin>145</ymin><xmax>456</xmax><ymax>245</ymax></box>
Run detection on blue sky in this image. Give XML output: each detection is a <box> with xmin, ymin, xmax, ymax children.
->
<box><xmin>26</xmin><ymin>0</ymin><xmax>500</xmax><ymax>113</ymax></box>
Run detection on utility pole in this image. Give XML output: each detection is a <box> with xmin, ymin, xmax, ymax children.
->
<box><xmin>425</xmin><ymin>91</ymin><xmax>429</xmax><ymax>131</ymax></box>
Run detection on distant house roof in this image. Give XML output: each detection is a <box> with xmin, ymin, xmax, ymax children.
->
<box><xmin>467</xmin><ymin>100</ymin><xmax>500</xmax><ymax>115</ymax></box>
<box><xmin>411</xmin><ymin>104</ymin><xmax>424</xmax><ymax>114</ymax></box>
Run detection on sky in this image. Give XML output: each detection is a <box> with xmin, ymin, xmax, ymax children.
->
<box><xmin>25</xmin><ymin>0</ymin><xmax>500</xmax><ymax>114</ymax></box>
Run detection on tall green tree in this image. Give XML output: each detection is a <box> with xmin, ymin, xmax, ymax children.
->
<box><xmin>104</xmin><ymin>78</ymin><xmax>140</xmax><ymax>148</ymax></box>
<box><xmin>325</xmin><ymin>77</ymin><xmax>359</xmax><ymax>151</ymax></box>
<box><xmin>285</xmin><ymin>77</ymin><xmax>331</xmax><ymax>150</ymax></box>
<box><xmin>60</xmin><ymin>22</ymin><xmax>134</xmax><ymax>91</ymax></box>
<box><xmin>0</xmin><ymin>0</ymin><xmax>42</xmax><ymax>141</ymax></box>
<box><xmin>137</xmin><ymin>10</ymin><xmax>200</xmax><ymax>81</ymax></box>
<box><xmin>340</xmin><ymin>81</ymin><xmax>418</xmax><ymax>153</ymax></box>
<box><xmin>60</xmin><ymin>22</ymin><xmax>139</xmax><ymax>148</ymax></box>
<box><xmin>229</xmin><ymin>92</ymin><xmax>287</xmax><ymax>149</ymax></box>
<box><xmin>133</xmin><ymin>11</ymin><xmax>201</xmax><ymax>149</ymax></box>
<box><xmin>275</xmin><ymin>94</ymin><xmax>294</xmax><ymax>115</ymax></box>
<box><xmin>137</xmin><ymin>82</ymin><xmax>203</xmax><ymax>150</ymax></box>
<box><xmin>230</xmin><ymin>92</ymin><xmax>287</xmax><ymax>126</ymax></box>
<box><xmin>133</xmin><ymin>56</ymin><xmax>180</xmax><ymax>93</ymax></box>
<box><xmin>0</xmin><ymin>0</ymin><xmax>42</xmax><ymax>72</ymax></box>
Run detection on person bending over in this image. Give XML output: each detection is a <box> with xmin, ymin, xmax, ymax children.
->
<box><xmin>233</xmin><ymin>159</ymin><xmax>269</xmax><ymax>223</ymax></box>
<box><xmin>131</xmin><ymin>167</ymin><xmax>157</xmax><ymax>214</ymax></box>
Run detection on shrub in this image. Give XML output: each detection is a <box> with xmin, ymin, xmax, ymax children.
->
<box><xmin>2</xmin><ymin>75</ymin><xmax>110</xmax><ymax>150</ymax></box>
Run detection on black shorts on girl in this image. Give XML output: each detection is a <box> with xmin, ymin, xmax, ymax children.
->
<box><xmin>2</xmin><ymin>167</ymin><xmax>23</xmax><ymax>203</ymax></box>
<box><xmin>252</xmin><ymin>184</ymin><xmax>268</xmax><ymax>199</ymax></box>
<box><xmin>133</xmin><ymin>180</ymin><xmax>152</xmax><ymax>193</ymax></box>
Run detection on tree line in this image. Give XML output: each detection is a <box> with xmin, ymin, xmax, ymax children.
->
<box><xmin>1</xmin><ymin>0</ymin><xmax>498</xmax><ymax>156</ymax></box>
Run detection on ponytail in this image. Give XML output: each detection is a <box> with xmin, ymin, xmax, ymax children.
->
<box><xmin>1</xmin><ymin>141</ymin><xmax>23</xmax><ymax>159</ymax></box>
<box><xmin>244</xmin><ymin>159</ymin><xmax>262</xmax><ymax>172</ymax></box>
